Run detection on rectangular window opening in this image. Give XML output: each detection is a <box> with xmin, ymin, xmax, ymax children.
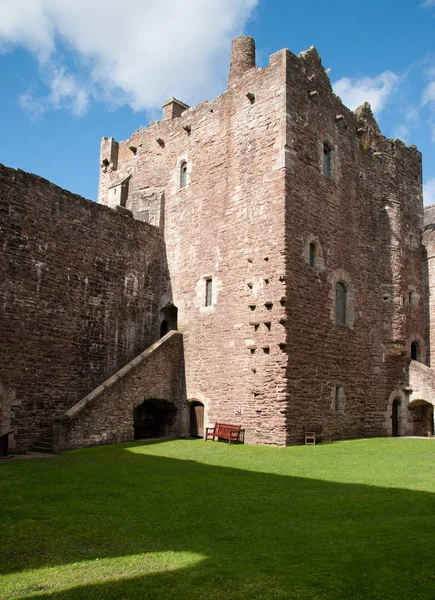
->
<box><xmin>205</xmin><ymin>278</ymin><xmax>213</xmax><ymax>307</ymax></box>
<box><xmin>323</xmin><ymin>144</ymin><xmax>332</xmax><ymax>177</ymax></box>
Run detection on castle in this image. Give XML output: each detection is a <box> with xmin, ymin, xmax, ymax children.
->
<box><xmin>1</xmin><ymin>36</ymin><xmax>434</xmax><ymax>453</ymax></box>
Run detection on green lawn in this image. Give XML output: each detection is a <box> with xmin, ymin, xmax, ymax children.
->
<box><xmin>1</xmin><ymin>438</ymin><xmax>434</xmax><ymax>600</ymax></box>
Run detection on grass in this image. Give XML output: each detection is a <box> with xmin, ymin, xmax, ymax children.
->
<box><xmin>1</xmin><ymin>438</ymin><xmax>434</xmax><ymax>600</ymax></box>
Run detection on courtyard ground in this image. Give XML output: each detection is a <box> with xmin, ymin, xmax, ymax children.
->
<box><xmin>1</xmin><ymin>438</ymin><xmax>434</xmax><ymax>600</ymax></box>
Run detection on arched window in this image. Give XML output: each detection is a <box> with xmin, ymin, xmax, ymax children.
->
<box><xmin>309</xmin><ymin>242</ymin><xmax>316</xmax><ymax>268</ymax></box>
<box><xmin>323</xmin><ymin>143</ymin><xmax>332</xmax><ymax>177</ymax></box>
<box><xmin>180</xmin><ymin>161</ymin><xmax>187</xmax><ymax>189</ymax></box>
<box><xmin>335</xmin><ymin>282</ymin><xmax>347</xmax><ymax>326</ymax></box>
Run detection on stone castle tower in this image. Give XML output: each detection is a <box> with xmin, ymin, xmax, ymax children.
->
<box><xmin>1</xmin><ymin>36</ymin><xmax>433</xmax><ymax>452</ymax></box>
<box><xmin>96</xmin><ymin>36</ymin><xmax>432</xmax><ymax>444</ymax></box>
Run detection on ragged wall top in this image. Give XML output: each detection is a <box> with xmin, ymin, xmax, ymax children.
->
<box><xmin>0</xmin><ymin>164</ymin><xmax>168</xmax><ymax>450</ymax></box>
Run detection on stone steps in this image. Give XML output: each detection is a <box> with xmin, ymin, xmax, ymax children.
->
<box><xmin>29</xmin><ymin>434</ymin><xmax>54</xmax><ymax>454</ymax></box>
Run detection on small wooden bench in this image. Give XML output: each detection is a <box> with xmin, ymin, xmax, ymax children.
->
<box><xmin>205</xmin><ymin>423</ymin><xmax>245</xmax><ymax>444</ymax></box>
<box><xmin>304</xmin><ymin>424</ymin><xmax>331</xmax><ymax>445</ymax></box>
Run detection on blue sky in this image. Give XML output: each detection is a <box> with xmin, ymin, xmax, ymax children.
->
<box><xmin>0</xmin><ymin>0</ymin><xmax>434</xmax><ymax>203</ymax></box>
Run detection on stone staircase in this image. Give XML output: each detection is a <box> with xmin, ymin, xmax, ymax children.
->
<box><xmin>29</xmin><ymin>431</ymin><xmax>54</xmax><ymax>454</ymax></box>
<box><xmin>26</xmin><ymin>331</ymin><xmax>185</xmax><ymax>454</ymax></box>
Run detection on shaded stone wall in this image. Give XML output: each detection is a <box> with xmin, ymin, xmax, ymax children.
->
<box><xmin>0</xmin><ymin>164</ymin><xmax>168</xmax><ymax>450</ymax></box>
<box><xmin>283</xmin><ymin>48</ymin><xmax>424</xmax><ymax>442</ymax></box>
<box><xmin>423</xmin><ymin>206</ymin><xmax>435</xmax><ymax>367</ymax></box>
<box><xmin>54</xmin><ymin>331</ymin><xmax>186</xmax><ymax>452</ymax></box>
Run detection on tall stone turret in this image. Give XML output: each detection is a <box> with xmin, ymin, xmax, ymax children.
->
<box><xmin>228</xmin><ymin>35</ymin><xmax>256</xmax><ymax>86</ymax></box>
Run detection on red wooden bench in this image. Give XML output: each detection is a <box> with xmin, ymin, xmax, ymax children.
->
<box><xmin>205</xmin><ymin>423</ymin><xmax>244</xmax><ymax>444</ymax></box>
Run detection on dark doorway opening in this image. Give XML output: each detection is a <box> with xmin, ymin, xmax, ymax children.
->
<box><xmin>411</xmin><ymin>341</ymin><xmax>421</xmax><ymax>361</ymax></box>
<box><xmin>0</xmin><ymin>433</ymin><xmax>9</xmax><ymax>457</ymax></box>
<box><xmin>134</xmin><ymin>400</ymin><xmax>177</xmax><ymax>439</ymax></box>
<box><xmin>190</xmin><ymin>402</ymin><xmax>205</xmax><ymax>438</ymax></box>
<box><xmin>409</xmin><ymin>401</ymin><xmax>434</xmax><ymax>437</ymax></box>
<box><xmin>392</xmin><ymin>398</ymin><xmax>400</xmax><ymax>437</ymax></box>
<box><xmin>159</xmin><ymin>304</ymin><xmax>178</xmax><ymax>338</ymax></box>
<box><xmin>160</xmin><ymin>320</ymin><xmax>169</xmax><ymax>338</ymax></box>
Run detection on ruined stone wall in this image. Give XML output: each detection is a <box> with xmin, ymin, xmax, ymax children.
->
<box><xmin>99</xmin><ymin>42</ymin><xmax>289</xmax><ymax>444</ymax></box>
<box><xmin>0</xmin><ymin>164</ymin><xmax>167</xmax><ymax>450</ymax></box>
<box><xmin>283</xmin><ymin>48</ymin><xmax>424</xmax><ymax>441</ymax></box>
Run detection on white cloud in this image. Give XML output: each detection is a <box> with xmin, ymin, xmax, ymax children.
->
<box><xmin>18</xmin><ymin>90</ymin><xmax>45</xmax><ymax>121</ymax></box>
<box><xmin>422</xmin><ymin>80</ymin><xmax>435</xmax><ymax>141</ymax></box>
<box><xmin>393</xmin><ymin>124</ymin><xmax>410</xmax><ymax>142</ymax></box>
<box><xmin>422</xmin><ymin>0</ymin><xmax>435</xmax><ymax>7</ymax></box>
<box><xmin>424</xmin><ymin>178</ymin><xmax>435</xmax><ymax>205</ymax></box>
<box><xmin>332</xmin><ymin>71</ymin><xmax>400</xmax><ymax>114</ymax></box>
<box><xmin>422</xmin><ymin>81</ymin><xmax>435</xmax><ymax>106</ymax></box>
<box><xmin>0</xmin><ymin>0</ymin><xmax>258</xmax><ymax>115</ymax></box>
<box><xmin>46</xmin><ymin>66</ymin><xmax>89</xmax><ymax>116</ymax></box>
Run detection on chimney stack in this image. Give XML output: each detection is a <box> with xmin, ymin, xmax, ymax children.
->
<box><xmin>228</xmin><ymin>36</ymin><xmax>256</xmax><ymax>86</ymax></box>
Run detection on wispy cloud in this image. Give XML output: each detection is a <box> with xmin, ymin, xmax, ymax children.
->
<box><xmin>422</xmin><ymin>81</ymin><xmax>435</xmax><ymax>106</ymax></box>
<box><xmin>424</xmin><ymin>178</ymin><xmax>435</xmax><ymax>205</ymax></box>
<box><xmin>393</xmin><ymin>124</ymin><xmax>411</xmax><ymax>142</ymax></box>
<box><xmin>422</xmin><ymin>79</ymin><xmax>435</xmax><ymax>141</ymax></box>
<box><xmin>18</xmin><ymin>65</ymin><xmax>89</xmax><ymax>118</ymax></box>
<box><xmin>422</xmin><ymin>0</ymin><xmax>435</xmax><ymax>7</ymax></box>
<box><xmin>332</xmin><ymin>71</ymin><xmax>400</xmax><ymax>114</ymax></box>
<box><xmin>0</xmin><ymin>0</ymin><xmax>259</xmax><ymax>116</ymax></box>
<box><xmin>18</xmin><ymin>90</ymin><xmax>45</xmax><ymax>121</ymax></box>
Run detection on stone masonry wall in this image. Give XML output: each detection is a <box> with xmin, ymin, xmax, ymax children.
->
<box><xmin>99</xmin><ymin>43</ymin><xmax>289</xmax><ymax>444</ymax></box>
<box><xmin>54</xmin><ymin>331</ymin><xmax>186</xmax><ymax>452</ymax></box>
<box><xmin>98</xmin><ymin>37</ymin><xmax>425</xmax><ymax>444</ymax></box>
<box><xmin>0</xmin><ymin>164</ymin><xmax>168</xmax><ymax>450</ymax></box>
<box><xmin>283</xmin><ymin>48</ymin><xmax>424</xmax><ymax>442</ymax></box>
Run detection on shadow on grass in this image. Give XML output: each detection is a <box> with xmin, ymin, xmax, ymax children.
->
<box><xmin>1</xmin><ymin>440</ymin><xmax>434</xmax><ymax>600</ymax></box>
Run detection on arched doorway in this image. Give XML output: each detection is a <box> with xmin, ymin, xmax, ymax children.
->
<box><xmin>159</xmin><ymin>304</ymin><xmax>178</xmax><ymax>338</ymax></box>
<box><xmin>408</xmin><ymin>400</ymin><xmax>434</xmax><ymax>437</ymax></box>
<box><xmin>391</xmin><ymin>398</ymin><xmax>401</xmax><ymax>437</ymax></box>
<box><xmin>190</xmin><ymin>402</ymin><xmax>204</xmax><ymax>438</ymax></box>
<box><xmin>133</xmin><ymin>400</ymin><xmax>177</xmax><ymax>439</ymax></box>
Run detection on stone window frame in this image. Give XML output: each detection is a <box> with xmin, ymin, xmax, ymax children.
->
<box><xmin>329</xmin><ymin>269</ymin><xmax>355</xmax><ymax>329</ymax></box>
<box><xmin>303</xmin><ymin>235</ymin><xmax>325</xmax><ymax>270</ymax></box>
<box><xmin>407</xmin><ymin>333</ymin><xmax>426</xmax><ymax>364</ymax></box>
<box><xmin>177</xmin><ymin>157</ymin><xmax>190</xmax><ymax>191</ymax></box>
<box><xmin>196</xmin><ymin>273</ymin><xmax>220</xmax><ymax>313</ymax></box>
<box><xmin>322</xmin><ymin>141</ymin><xmax>334</xmax><ymax>178</ymax></box>
<box><xmin>406</xmin><ymin>231</ymin><xmax>419</xmax><ymax>250</ymax></box>
<box><xmin>406</xmin><ymin>285</ymin><xmax>419</xmax><ymax>307</ymax></box>
<box><xmin>331</xmin><ymin>382</ymin><xmax>346</xmax><ymax>414</ymax></box>
<box><xmin>205</xmin><ymin>277</ymin><xmax>213</xmax><ymax>307</ymax></box>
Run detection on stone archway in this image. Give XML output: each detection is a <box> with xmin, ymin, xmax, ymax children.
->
<box><xmin>159</xmin><ymin>304</ymin><xmax>178</xmax><ymax>338</ymax></box>
<box><xmin>386</xmin><ymin>390</ymin><xmax>407</xmax><ymax>437</ymax></box>
<box><xmin>408</xmin><ymin>400</ymin><xmax>434</xmax><ymax>437</ymax></box>
<box><xmin>133</xmin><ymin>399</ymin><xmax>178</xmax><ymax>439</ymax></box>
